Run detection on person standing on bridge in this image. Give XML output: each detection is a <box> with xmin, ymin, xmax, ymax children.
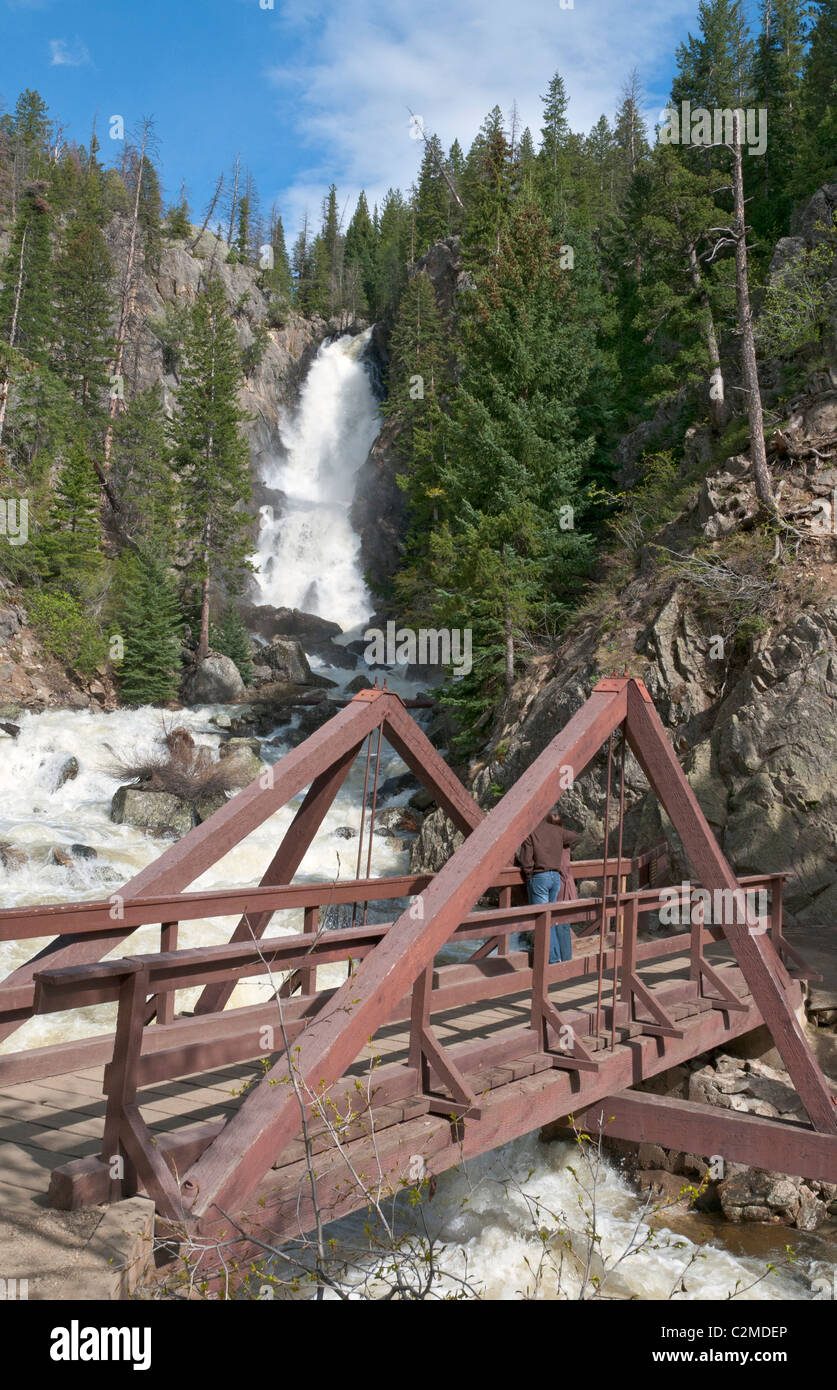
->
<box><xmin>516</xmin><ymin>809</ymin><xmax>581</xmax><ymax>963</ymax></box>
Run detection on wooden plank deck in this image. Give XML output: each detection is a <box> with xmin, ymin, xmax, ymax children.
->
<box><xmin>0</xmin><ymin>940</ymin><xmax>748</xmax><ymax>1220</ymax></box>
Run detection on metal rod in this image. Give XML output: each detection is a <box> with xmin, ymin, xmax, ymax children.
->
<box><xmin>351</xmin><ymin>733</ymin><xmax>374</xmax><ymax>929</ymax></box>
<box><xmin>594</xmin><ymin>732</ymin><xmax>614</xmax><ymax>1037</ymax></box>
<box><xmin>361</xmin><ymin>724</ymin><xmax>384</xmax><ymax>926</ymax></box>
<box><xmin>609</xmin><ymin>728</ymin><xmax>627</xmax><ymax>1050</ymax></box>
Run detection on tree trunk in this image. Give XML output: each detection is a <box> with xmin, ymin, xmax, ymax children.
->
<box><xmin>104</xmin><ymin>124</ymin><xmax>148</xmax><ymax>471</ymax></box>
<box><xmin>0</xmin><ymin>226</ymin><xmax>27</xmax><ymax>447</ymax></box>
<box><xmin>197</xmin><ymin>552</ymin><xmax>211</xmax><ymax>663</ymax></box>
<box><xmin>504</xmin><ymin>616</ymin><xmax>514</xmax><ymax>695</ymax></box>
<box><xmin>731</xmin><ymin>112</ymin><xmax>776</xmax><ymax>515</ymax></box>
<box><xmin>686</xmin><ymin>239</ymin><xmax>726</xmax><ymax>432</ymax></box>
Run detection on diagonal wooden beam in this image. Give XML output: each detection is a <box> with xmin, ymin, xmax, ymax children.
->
<box><xmin>624</xmin><ymin>679</ymin><xmax>837</xmax><ymax>1134</ymax></box>
<box><xmin>181</xmin><ymin>683</ymin><xmax>629</xmax><ymax>1227</ymax></box>
<box><xmin>0</xmin><ymin>694</ymin><xmax>389</xmax><ymax>1047</ymax></box>
<box><xmin>381</xmin><ymin>700</ymin><xmax>485</xmax><ymax>836</ymax></box>
<box><xmin>194</xmin><ymin>739</ymin><xmax>366</xmax><ymax>1016</ymax></box>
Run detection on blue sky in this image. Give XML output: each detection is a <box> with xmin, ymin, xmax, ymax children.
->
<box><xmin>2</xmin><ymin>0</ymin><xmax>763</xmax><ymax>240</ymax></box>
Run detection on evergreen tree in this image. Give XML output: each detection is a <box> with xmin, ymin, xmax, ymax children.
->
<box><xmin>372</xmin><ymin>189</ymin><xmax>410</xmax><ymax>317</ymax></box>
<box><xmin>111</xmin><ymin>386</ymin><xmax>178</xmax><ymax>551</ymax></box>
<box><xmin>799</xmin><ymin>0</ymin><xmax>837</xmax><ymax>190</ymax></box>
<box><xmin>384</xmin><ymin>271</ymin><xmax>449</xmax><ymax>544</ymax></box>
<box><xmin>169</xmin><ymin>275</ymin><xmax>252</xmax><ymax>661</ymax></box>
<box><xmin>291</xmin><ymin>215</ymin><xmax>314</xmax><ymax>312</ymax></box>
<box><xmin>462</xmin><ymin>106</ymin><xmax>513</xmax><ymax>263</ymax></box>
<box><xmin>752</xmin><ymin>0</ymin><xmax>810</xmax><ymax>233</ymax></box>
<box><xmin>265</xmin><ymin>209</ymin><xmax>293</xmax><ymax>302</ymax></box>
<box><xmin>165</xmin><ymin>186</ymin><xmax>192</xmax><ymax>238</ymax></box>
<box><xmin>52</xmin><ymin>214</ymin><xmax>114</xmax><ymax>411</ymax></box>
<box><xmin>113</xmin><ymin>550</ymin><xmax>184</xmax><ymax>704</ymax></box>
<box><xmin>344</xmin><ymin>191</ymin><xmax>377</xmax><ymax>312</ymax></box>
<box><xmin>210</xmin><ymin>602</ymin><xmax>254</xmax><ymax>684</ymax></box>
<box><xmin>35</xmin><ymin>438</ymin><xmax>103</xmax><ymax>589</ymax></box>
<box><xmin>445</xmin><ymin>140</ymin><xmax>466</xmax><ymax>235</ymax></box>
<box><xmin>536</xmin><ymin>73</ymin><xmax>572</xmax><ymax>223</ymax></box>
<box><xmin>0</xmin><ymin>183</ymin><xmax>53</xmax><ymax>362</ymax></box>
<box><xmin>414</xmin><ymin>133</ymin><xmax>450</xmax><ymax>254</ymax></box>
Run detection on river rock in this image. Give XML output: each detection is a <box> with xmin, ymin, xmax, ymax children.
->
<box><xmin>218</xmin><ymin>740</ymin><xmax>263</xmax><ymax>785</ymax></box>
<box><xmin>70</xmin><ymin>844</ymin><xmax>97</xmax><ymax>860</ymax></box>
<box><xmin>54</xmin><ymin>755</ymin><xmax>80</xmax><ymax>788</ymax></box>
<box><xmin>238</xmin><ymin>602</ymin><xmax>342</xmax><ymax>645</ymax></box>
<box><xmin>210</xmin><ymin>712</ymin><xmax>232</xmax><ymax>730</ymax></box>
<box><xmin>0</xmin><ymin>721</ymin><xmax>20</xmax><ymax>738</ymax></box>
<box><xmin>50</xmin><ymin>847</ymin><xmax>74</xmax><ymax>868</ymax></box>
<box><xmin>111</xmin><ymin>787</ymin><xmax>196</xmax><ymax>838</ymax></box>
<box><xmin>260</xmin><ymin>638</ymin><xmax>313</xmax><ymax>685</ymax></box>
<box><xmin>194</xmin><ymin>791</ymin><xmax>229</xmax><ymax>822</ymax></box>
<box><xmin>0</xmin><ymin>843</ymin><xmax>27</xmax><ymax>872</ymax></box>
<box><xmin>335</xmin><ymin>826</ymin><xmax>358</xmax><ymax>839</ymax></box>
<box><xmin>345</xmin><ymin>673</ymin><xmax>374</xmax><ymax>694</ymax></box>
<box><xmin>184</xmin><ymin>654</ymin><xmax>245</xmax><ymax>704</ymax></box>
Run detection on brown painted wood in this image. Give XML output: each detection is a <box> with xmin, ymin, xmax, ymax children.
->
<box><xmin>574</xmin><ymin>1091</ymin><xmax>837</xmax><ymax>1185</ymax></box>
<box><xmin>181</xmin><ymin>683</ymin><xmax>629</xmax><ymax>1225</ymax></box>
<box><xmin>0</xmin><ymin>693</ymin><xmax>389</xmax><ymax>1045</ymax></box>
<box><xmin>196</xmin><ymin>739</ymin><xmax>365</xmax><ymax>1015</ymax></box>
<box><xmin>625</xmin><ymin>680</ymin><xmax>837</xmax><ymax>1133</ymax></box>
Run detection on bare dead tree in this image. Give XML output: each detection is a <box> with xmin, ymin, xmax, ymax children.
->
<box><xmin>406</xmin><ymin>108</ymin><xmax>465</xmax><ymax>213</ymax></box>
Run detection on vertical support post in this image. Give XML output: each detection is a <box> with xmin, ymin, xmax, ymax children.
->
<box><xmin>298</xmin><ymin>905</ymin><xmax>318</xmax><ymax>995</ymax></box>
<box><xmin>690</xmin><ymin>892</ymin><xmax>705</xmax><ymax>985</ymax></box>
<box><xmin>101</xmin><ymin>964</ymin><xmax>147</xmax><ymax>1202</ymax></box>
<box><xmin>496</xmin><ymin>886</ymin><xmax>512</xmax><ymax>957</ymax></box>
<box><xmin>619</xmin><ymin>897</ymin><xmax>638</xmax><ymax>1005</ymax></box>
<box><xmin>770</xmin><ymin>876</ymin><xmax>784</xmax><ymax>948</ymax></box>
<box><xmin>409</xmin><ymin>964</ymin><xmax>433</xmax><ymax>1090</ymax></box>
<box><xmin>530</xmin><ymin>910</ymin><xmax>550</xmax><ymax>1048</ymax></box>
<box><xmin>155</xmin><ymin>923</ymin><xmax>177</xmax><ymax>1025</ymax></box>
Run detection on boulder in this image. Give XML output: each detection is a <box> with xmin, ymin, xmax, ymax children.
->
<box><xmin>70</xmin><ymin>844</ymin><xmax>97</xmax><ymax>860</ymax></box>
<box><xmin>54</xmin><ymin>755</ymin><xmax>80</xmax><ymax>788</ymax></box>
<box><xmin>111</xmin><ymin>787</ymin><xmax>196</xmax><ymax>838</ymax></box>
<box><xmin>260</xmin><ymin>638</ymin><xmax>313</xmax><ymax>685</ymax></box>
<box><xmin>218</xmin><ymin>740</ymin><xmax>263</xmax><ymax>786</ymax></box>
<box><xmin>184</xmin><ymin>654</ymin><xmax>245</xmax><ymax>704</ymax></box>
<box><xmin>335</xmin><ymin>826</ymin><xmax>358</xmax><ymax>840</ymax></box>
<box><xmin>0</xmin><ymin>721</ymin><xmax>20</xmax><ymax>738</ymax></box>
<box><xmin>238</xmin><ymin>602</ymin><xmax>342</xmax><ymax>644</ymax></box>
<box><xmin>345</xmin><ymin>673</ymin><xmax>374</xmax><ymax>694</ymax></box>
<box><xmin>50</xmin><ymin>847</ymin><xmax>74</xmax><ymax>868</ymax></box>
<box><xmin>194</xmin><ymin>790</ymin><xmax>229</xmax><ymax>822</ymax></box>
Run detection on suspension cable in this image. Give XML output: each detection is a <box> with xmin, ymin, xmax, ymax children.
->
<box><xmin>361</xmin><ymin>724</ymin><xmax>384</xmax><ymax>926</ymax></box>
<box><xmin>594</xmin><ymin>732</ymin><xmax>614</xmax><ymax>1038</ymax></box>
<box><xmin>609</xmin><ymin>726</ymin><xmax>627</xmax><ymax>1051</ymax></box>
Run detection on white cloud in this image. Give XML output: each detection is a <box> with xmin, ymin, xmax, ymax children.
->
<box><xmin>49</xmin><ymin>37</ymin><xmax>90</xmax><ymax>67</ymax></box>
<box><xmin>264</xmin><ymin>0</ymin><xmax>697</xmax><ymax>237</ymax></box>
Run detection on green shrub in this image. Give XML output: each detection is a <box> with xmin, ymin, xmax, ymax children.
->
<box><xmin>26</xmin><ymin>588</ymin><xmax>106</xmax><ymax>677</ymax></box>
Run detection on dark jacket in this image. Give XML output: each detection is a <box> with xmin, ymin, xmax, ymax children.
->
<box><xmin>517</xmin><ymin>816</ymin><xmax>580</xmax><ymax>879</ymax></box>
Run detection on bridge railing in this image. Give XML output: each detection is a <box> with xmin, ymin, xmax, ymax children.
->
<box><xmin>20</xmin><ymin>866</ymin><xmax>792</xmax><ymax>1209</ymax></box>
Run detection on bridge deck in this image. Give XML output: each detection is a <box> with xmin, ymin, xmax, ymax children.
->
<box><xmin>0</xmin><ymin>938</ymin><xmax>755</xmax><ymax>1230</ymax></box>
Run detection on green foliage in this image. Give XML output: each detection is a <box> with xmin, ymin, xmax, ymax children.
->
<box><xmin>51</xmin><ymin>214</ymin><xmax>114</xmax><ymax>411</ymax></box>
<box><xmin>210</xmin><ymin>603</ymin><xmax>254</xmax><ymax>685</ymax></box>
<box><xmin>756</xmin><ymin>217</ymin><xmax>837</xmax><ymax>358</ymax></box>
<box><xmin>112</xmin><ymin>551</ymin><xmax>184</xmax><ymax>705</ymax></box>
<box><xmin>34</xmin><ymin>440</ymin><xmax>103</xmax><ymax>589</ymax></box>
<box><xmin>26</xmin><ymin>588</ymin><xmax>106</xmax><ymax>677</ymax></box>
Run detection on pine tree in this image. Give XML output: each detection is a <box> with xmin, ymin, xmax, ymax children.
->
<box><xmin>52</xmin><ymin>214</ymin><xmax>114</xmax><ymax>412</ymax></box>
<box><xmin>414</xmin><ymin>133</ymin><xmax>449</xmax><ymax>255</ymax></box>
<box><xmin>462</xmin><ymin>106</ymin><xmax>513</xmax><ymax>263</ymax></box>
<box><xmin>536</xmin><ymin>73</ymin><xmax>572</xmax><ymax>224</ymax></box>
<box><xmin>292</xmin><ymin>214</ymin><xmax>314</xmax><ymax>312</ymax></box>
<box><xmin>344</xmin><ymin>191</ymin><xmax>377</xmax><ymax>313</ymax></box>
<box><xmin>798</xmin><ymin>0</ymin><xmax>837</xmax><ymax>191</ymax></box>
<box><xmin>113</xmin><ymin>550</ymin><xmax>184</xmax><ymax>705</ymax></box>
<box><xmin>372</xmin><ymin>189</ymin><xmax>410</xmax><ymax>317</ymax></box>
<box><xmin>384</xmin><ymin>271</ymin><xmax>449</xmax><ymax>544</ymax></box>
<box><xmin>752</xmin><ymin>0</ymin><xmax>810</xmax><ymax>233</ymax></box>
<box><xmin>165</xmin><ymin>186</ymin><xmax>192</xmax><ymax>238</ymax></box>
<box><xmin>169</xmin><ymin>275</ymin><xmax>252</xmax><ymax>662</ymax></box>
<box><xmin>265</xmin><ymin>209</ymin><xmax>293</xmax><ymax>302</ymax></box>
<box><xmin>0</xmin><ymin>183</ymin><xmax>53</xmax><ymax>362</ymax></box>
<box><xmin>111</xmin><ymin>386</ymin><xmax>178</xmax><ymax>550</ymax></box>
<box><xmin>210</xmin><ymin>602</ymin><xmax>254</xmax><ymax>684</ymax></box>
<box><xmin>35</xmin><ymin>438</ymin><xmax>103</xmax><ymax>589</ymax></box>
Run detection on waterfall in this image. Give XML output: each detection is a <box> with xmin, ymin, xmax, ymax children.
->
<box><xmin>253</xmin><ymin>327</ymin><xmax>380</xmax><ymax>629</ymax></box>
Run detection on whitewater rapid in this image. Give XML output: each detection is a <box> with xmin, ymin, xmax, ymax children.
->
<box><xmin>253</xmin><ymin>329</ymin><xmax>380</xmax><ymax>628</ymax></box>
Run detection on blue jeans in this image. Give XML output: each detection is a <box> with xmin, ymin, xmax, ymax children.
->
<box><xmin>527</xmin><ymin>871</ymin><xmax>572</xmax><ymax>963</ymax></box>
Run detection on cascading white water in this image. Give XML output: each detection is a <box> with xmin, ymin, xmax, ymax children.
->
<box><xmin>253</xmin><ymin>328</ymin><xmax>380</xmax><ymax>629</ymax></box>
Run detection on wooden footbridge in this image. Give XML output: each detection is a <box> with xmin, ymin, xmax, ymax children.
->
<box><xmin>1</xmin><ymin>676</ymin><xmax>835</xmax><ymax>1277</ymax></box>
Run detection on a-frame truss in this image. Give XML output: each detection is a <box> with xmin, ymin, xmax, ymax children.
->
<box><xmin>171</xmin><ymin>676</ymin><xmax>836</xmax><ymax>1233</ymax></box>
